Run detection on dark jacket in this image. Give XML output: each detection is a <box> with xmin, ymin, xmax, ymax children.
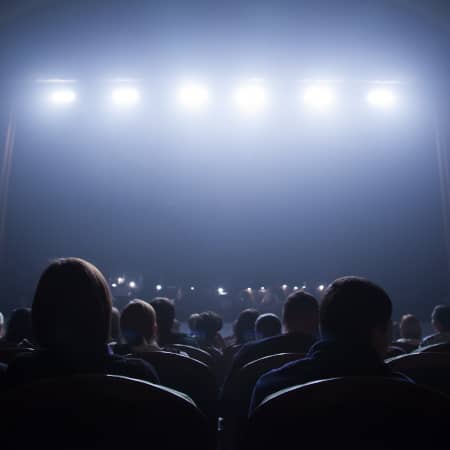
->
<box><xmin>5</xmin><ymin>346</ymin><xmax>159</xmax><ymax>387</ymax></box>
<box><xmin>250</xmin><ymin>339</ymin><xmax>409</xmax><ymax>414</ymax></box>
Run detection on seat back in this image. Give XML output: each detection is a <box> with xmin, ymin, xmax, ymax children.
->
<box><xmin>242</xmin><ymin>377</ymin><xmax>450</xmax><ymax>450</ymax></box>
<box><xmin>0</xmin><ymin>346</ymin><xmax>34</xmax><ymax>364</ymax></box>
<box><xmin>387</xmin><ymin>352</ymin><xmax>450</xmax><ymax>395</ymax></box>
<box><xmin>0</xmin><ymin>374</ymin><xmax>216</xmax><ymax>450</ymax></box>
<box><xmin>170</xmin><ymin>344</ymin><xmax>215</xmax><ymax>367</ymax></box>
<box><xmin>130</xmin><ymin>350</ymin><xmax>219</xmax><ymax>421</ymax></box>
<box><xmin>420</xmin><ymin>341</ymin><xmax>450</xmax><ymax>354</ymax></box>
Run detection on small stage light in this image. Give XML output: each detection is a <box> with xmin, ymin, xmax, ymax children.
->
<box><xmin>176</xmin><ymin>81</ymin><xmax>210</xmax><ymax>111</ymax></box>
<box><xmin>293</xmin><ymin>286</ymin><xmax>299</xmax><ymax>291</ymax></box>
<box><xmin>318</xmin><ymin>284</ymin><xmax>325</xmax><ymax>292</ymax></box>
<box><xmin>367</xmin><ymin>88</ymin><xmax>396</xmax><ymax>108</ymax></box>
<box><xmin>112</xmin><ymin>87</ymin><xmax>140</xmax><ymax>106</ymax></box>
<box><xmin>259</xmin><ymin>286</ymin><xmax>266</xmax><ymax>292</ymax></box>
<box><xmin>233</xmin><ymin>80</ymin><xmax>268</xmax><ymax>115</ymax></box>
<box><xmin>190</xmin><ymin>286</ymin><xmax>195</xmax><ymax>291</ymax></box>
<box><xmin>49</xmin><ymin>89</ymin><xmax>77</xmax><ymax>105</ymax></box>
<box><xmin>303</xmin><ymin>84</ymin><xmax>335</xmax><ymax>110</ymax></box>
<box><xmin>111</xmin><ymin>283</ymin><xmax>117</xmax><ymax>288</ymax></box>
<box><xmin>156</xmin><ymin>284</ymin><xmax>163</xmax><ymax>291</ymax></box>
<box><xmin>129</xmin><ymin>281</ymin><xmax>136</xmax><ymax>289</ymax></box>
<box><xmin>246</xmin><ymin>287</ymin><xmax>252</xmax><ymax>293</ymax></box>
<box><xmin>117</xmin><ymin>277</ymin><xmax>125</xmax><ymax>285</ymax></box>
<box><xmin>302</xmin><ymin>284</ymin><xmax>307</xmax><ymax>290</ymax></box>
<box><xmin>218</xmin><ymin>287</ymin><xmax>227</xmax><ymax>296</ymax></box>
<box><xmin>282</xmin><ymin>284</ymin><xmax>288</xmax><ymax>290</ymax></box>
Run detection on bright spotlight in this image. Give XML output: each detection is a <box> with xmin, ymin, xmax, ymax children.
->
<box><xmin>318</xmin><ymin>284</ymin><xmax>325</xmax><ymax>292</ymax></box>
<box><xmin>156</xmin><ymin>284</ymin><xmax>163</xmax><ymax>291</ymax></box>
<box><xmin>112</xmin><ymin>87</ymin><xmax>140</xmax><ymax>106</ymax></box>
<box><xmin>176</xmin><ymin>81</ymin><xmax>210</xmax><ymax>111</ymax></box>
<box><xmin>117</xmin><ymin>277</ymin><xmax>125</xmax><ymax>285</ymax></box>
<box><xmin>302</xmin><ymin>284</ymin><xmax>307</xmax><ymax>290</ymax></box>
<box><xmin>233</xmin><ymin>80</ymin><xmax>268</xmax><ymax>115</ymax></box>
<box><xmin>129</xmin><ymin>281</ymin><xmax>136</xmax><ymax>289</ymax></box>
<box><xmin>111</xmin><ymin>283</ymin><xmax>117</xmax><ymax>288</ymax></box>
<box><xmin>49</xmin><ymin>89</ymin><xmax>76</xmax><ymax>105</ymax></box>
<box><xmin>303</xmin><ymin>84</ymin><xmax>335</xmax><ymax>110</ymax></box>
<box><xmin>293</xmin><ymin>286</ymin><xmax>299</xmax><ymax>291</ymax></box>
<box><xmin>190</xmin><ymin>286</ymin><xmax>195</xmax><ymax>291</ymax></box>
<box><xmin>218</xmin><ymin>287</ymin><xmax>227</xmax><ymax>296</ymax></box>
<box><xmin>281</xmin><ymin>284</ymin><xmax>288</xmax><ymax>290</ymax></box>
<box><xmin>260</xmin><ymin>286</ymin><xmax>266</xmax><ymax>292</ymax></box>
<box><xmin>246</xmin><ymin>287</ymin><xmax>252</xmax><ymax>293</ymax></box>
<box><xmin>367</xmin><ymin>87</ymin><xmax>396</xmax><ymax>108</ymax></box>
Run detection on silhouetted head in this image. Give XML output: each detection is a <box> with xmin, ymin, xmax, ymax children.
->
<box><xmin>120</xmin><ymin>299</ymin><xmax>157</xmax><ymax>346</ymax></box>
<box><xmin>282</xmin><ymin>291</ymin><xmax>319</xmax><ymax>336</ymax></box>
<box><xmin>188</xmin><ymin>313</ymin><xmax>200</xmax><ymax>335</ymax></box>
<box><xmin>110</xmin><ymin>306</ymin><xmax>121</xmax><ymax>343</ymax></box>
<box><xmin>255</xmin><ymin>313</ymin><xmax>282</xmax><ymax>339</ymax></box>
<box><xmin>32</xmin><ymin>258</ymin><xmax>112</xmax><ymax>351</ymax></box>
<box><xmin>234</xmin><ymin>309</ymin><xmax>259</xmax><ymax>345</ymax></box>
<box><xmin>431</xmin><ymin>305</ymin><xmax>450</xmax><ymax>333</ymax></box>
<box><xmin>150</xmin><ymin>297</ymin><xmax>175</xmax><ymax>336</ymax></box>
<box><xmin>195</xmin><ymin>311</ymin><xmax>223</xmax><ymax>344</ymax></box>
<box><xmin>320</xmin><ymin>276</ymin><xmax>392</xmax><ymax>357</ymax></box>
<box><xmin>5</xmin><ymin>307</ymin><xmax>33</xmax><ymax>345</ymax></box>
<box><xmin>399</xmin><ymin>314</ymin><xmax>422</xmax><ymax>340</ymax></box>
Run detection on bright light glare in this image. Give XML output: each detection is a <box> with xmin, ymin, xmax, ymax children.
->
<box><xmin>293</xmin><ymin>286</ymin><xmax>299</xmax><ymax>291</ymax></box>
<box><xmin>156</xmin><ymin>284</ymin><xmax>163</xmax><ymax>291</ymax></box>
<box><xmin>111</xmin><ymin>283</ymin><xmax>117</xmax><ymax>288</ymax></box>
<box><xmin>117</xmin><ymin>277</ymin><xmax>125</xmax><ymax>285</ymax></box>
<box><xmin>318</xmin><ymin>284</ymin><xmax>325</xmax><ymax>292</ymax></box>
<box><xmin>282</xmin><ymin>284</ymin><xmax>288</xmax><ymax>290</ymax></box>
<box><xmin>367</xmin><ymin>88</ymin><xmax>396</xmax><ymax>108</ymax></box>
<box><xmin>303</xmin><ymin>85</ymin><xmax>335</xmax><ymax>110</ymax></box>
<box><xmin>176</xmin><ymin>81</ymin><xmax>210</xmax><ymax>111</ymax></box>
<box><xmin>233</xmin><ymin>81</ymin><xmax>268</xmax><ymax>115</ymax></box>
<box><xmin>190</xmin><ymin>286</ymin><xmax>195</xmax><ymax>291</ymax></box>
<box><xmin>129</xmin><ymin>281</ymin><xmax>136</xmax><ymax>289</ymax></box>
<box><xmin>246</xmin><ymin>287</ymin><xmax>252</xmax><ymax>293</ymax></box>
<box><xmin>218</xmin><ymin>287</ymin><xmax>227</xmax><ymax>296</ymax></box>
<box><xmin>49</xmin><ymin>89</ymin><xmax>76</xmax><ymax>105</ymax></box>
<box><xmin>112</xmin><ymin>87</ymin><xmax>140</xmax><ymax>106</ymax></box>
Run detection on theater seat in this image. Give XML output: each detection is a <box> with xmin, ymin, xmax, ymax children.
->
<box><xmin>170</xmin><ymin>343</ymin><xmax>215</xmax><ymax>367</ymax></box>
<box><xmin>387</xmin><ymin>352</ymin><xmax>450</xmax><ymax>395</ymax></box>
<box><xmin>0</xmin><ymin>346</ymin><xmax>34</xmax><ymax>365</ymax></box>
<box><xmin>241</xmin><ymin>377</ymin><xmax>450</xmax><ymax>450</ymax></box>
<box><xmin>419</xmin><ymin>341</ymin><xmax>450</xmax><ymax>354</ymax></box>
<box><xmin>0</xmin><ymin>374</ymin><xmax>216</xmax><ymax>450</ymax></box>
<box><xmin>221</xmin><ymin>353</ymin><xmax>304</xmax><ymax>449</ymax></box>
<box><xmin>129</xmin><ymin>350</ymin><xmax>219</xmax><ymax>422</ymax></box>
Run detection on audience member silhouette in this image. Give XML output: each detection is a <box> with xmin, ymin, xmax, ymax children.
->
<box><xmin>232</xmin><ymin>309</ymin><xmax>260</xmax><ymax>346</ymax></box>
<box><xmin>250</xmin><ymin>276</ymin><xmax>407</xmax><ymax>413</ymax></box>
<box><xmin>150</xmin><ymin>297</ymin><xmax>197</xmax><ymax>347</ymax></box>
<box><xmin>195</xmin><ymin>311</ymin><xmax>224</xmax><ymax>358</ymax></box>
<box><xmin>228</xmin><ymin>292</ymin><xmax>318</xmax><ymax>375</ymax></box>
<box><xmin>255</xmin><ymin>313</ymin><xmax>282</xmax><ymax>340</ymax></box>
<box><xmin>120</xmin><ymin>300</ymin><xmax>161</xmax><ymax>353</ymax></box>
<box><xmin>395</xmin><ymin>314</ymin><xmax>421</xmax><ymax>352</ymax></box>
<box><xmin>0</xmin><ymin>307</ymin><xmax>34</xmax><ymax>349</ymax></box>
<box><xmin>110</xmin><ymin>306</ymin><xmax>121</xmax><ymax>344</ymax></box>
<box><xmin>421</xmin><ymin>305</ymin><xmax>450</xmax><ymax>347</ymax></box>
<box><xmin>5</xmin><ymin>258</ymin><xmax>159</xmax><ymax>387</ymax></box>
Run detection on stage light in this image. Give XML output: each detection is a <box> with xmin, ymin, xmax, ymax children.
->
<box><xmin>233</xmin><ymin>80</ymin><xmax>268</xmax><ymax>115</ymax></box>
<box><xmin>218</xmin><ymin>287</ymin><xmax>227</xmax><ymax>296</ymax></box>
<box><xmin>281</xmin><ymin>284</ymin><xmax>288</xmax><ymax>290</ymax></box>
<box><xmin>156</xmin><ymin>284</ymin><xmax>163</xmax><ymax>291</ymax></box>
<box><xmin>293</xmin><ymin>286</ymin><xmax>299</xmax><ymax>291</ymax></box>
<box><xmin>111</xmin><ymin>87</ymin><xmax>140</xmax><ymax>106</ymax></box>
<box><xmin>303</xmin><ymin>84</ymin><xmax>335</xmax><ymax>110</ymax></box>
<box><xmin>260</xmin><ymin>286</ymin><xmax>266</xmax><ymax>292</ymax></box>
<box><xmin>302</xmin><ymin>284</ymin><xmax>307</xmax><ymax>290</ymax></box>
<box><xmin>111</xmin><ymin>283</ymin><xmax>117</xmax><ymax>288</ymax></box>
<box><xmin>117</xmin><ymin>277</ymin><xmax>125</xmax><ymax>285</ymax></box>
<box><xmin>129</xmin><ymin>281</ymin><xmax>136</xmax><ymax>289</ymax></box>
<box><xmin>318</xmin><ymin>284</ymin><xmax>325</xmax><ymax>292</ymax></box>
<box><xmin>49</xmin><ymin>89</ymin><xmax>76</xmax><ymax>105</ymax></box>
<box><xmin>367</xmin><ymin>87</ymin><xmax>396</xmax><ymax>108</ymax></box>
<box><xmin>176</xmin><ymin>81</ymin><xmax>210</xmax><ymax>111</ymax></box>
<box><xmin>190</xmin><ymin>286</ymin><xmax>195</xmax><ymax>291</ymax></box>
<box><xmin>246</xmin><ymin>287</ymin><xmax>252</xmax><ymax>293</ymax></box>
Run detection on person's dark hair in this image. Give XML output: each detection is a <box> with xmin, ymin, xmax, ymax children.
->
<box><xmin>32</xmin><ymin>258</ymin><xmax>112</xmax><ymax>350</ymax></box>
<box><xmin>5</xmin><ymin>307</ymin><xmax>33</xmax><ymax>344</ymax></box>
<box><xmin>110</xmin><ymin>306</ymin><xmax>121</xmax><ymax>343</ymax></box>
<box><xmin>399</xmin><ymin>314</ymin><xmax>422</xmax><ymax>340</ymax></box>
<box><xmin>320</xmin><ymin>276</ymin><xmax>392</xmax><ymax>342</ymax></box>
<box><xmin>255</xmin><ymin>313</ymin><xmax>281</xmax><ymax>339</ymax></box>
<box><xmin>150</xmin><ymin>297</ymin><xmax>175</xmax><ymax>335</ymax></box>
<box><xmin>282</xmin><ymin>291</ymin><xmax>318</xmax><ymax>330</ymax></box>
<box><xmin>188</xmin><ymin>313</ymin><xmax>200</xmax><ymax>335</ymax></box>
<box><xmin>195</xmin><ymin>311</ymin><xmax>223</xmax><ymax>343</ymax></box>
<box><xmin>120</xmin><ymin>300</ymin><xmax>157</xmax><ymax>346</ymax></box>
<box><xmin>432</xmin><ymin>305</ymin><xmax>450</xmax><ymax>332</ymax></box>
<box><xmin>233</xmin><ymin>309</ymin><xmax>259</xmax><ymax>345</ymax></box>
